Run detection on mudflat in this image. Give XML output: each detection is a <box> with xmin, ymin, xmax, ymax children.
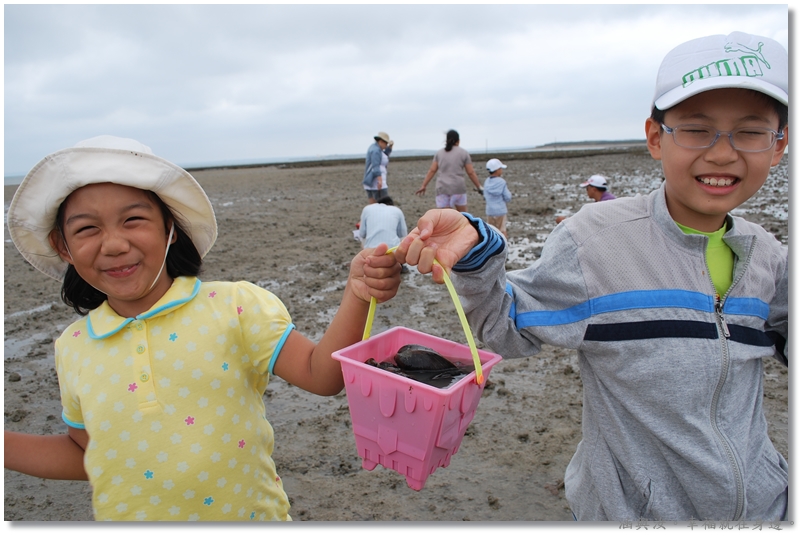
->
<box><xmin>4</xmin><ymin>150</ymin><xmax>788</xmax><ymax>521</ymax></box>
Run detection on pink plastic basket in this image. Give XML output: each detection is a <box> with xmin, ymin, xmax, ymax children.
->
<box><xmin>332</xmin><ymin>326</ymin><xmax>502</xmax><ymax>490</ymax></box>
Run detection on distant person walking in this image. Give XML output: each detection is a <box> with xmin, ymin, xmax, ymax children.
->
<box><xmin>555</xmin><ymin>174</ymin><xmax>616</xmax><ymax>224</ymax></box>
<box><xmin>363</xmin><ymin>131</ymin><xmax>393</xmax><ymax>204</ymax></box>
<box><xmin>483</xmin><ymin>158</ymin><xmax>513</xmax><ymax>239</ymax></box>
<box><xmin>415</xmin><ymin>129</ymin><xmax>483</xmax><ymax>213</ymax></box>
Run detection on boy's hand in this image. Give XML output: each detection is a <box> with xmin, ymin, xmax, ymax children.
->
<box><xmin>394</xmin><ymin>209</ymin><xmax>480</xmax><ymax>284</ymax></box>
<box><xmin>349</xmin><ymin>243</ymin><xmax>401</xmax><ymax>303</ymax></box>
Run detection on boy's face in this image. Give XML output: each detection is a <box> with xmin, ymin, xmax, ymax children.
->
<box><xmin>646</xmin><ymin>88</ymin><xmax>788</xmax><ymax>231</ymax></box>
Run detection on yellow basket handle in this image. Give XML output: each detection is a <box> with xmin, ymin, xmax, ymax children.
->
<box><xmin>362</xmin><ymin>247</ymin><xmax>484</xmax><ymax>385</ymax></box>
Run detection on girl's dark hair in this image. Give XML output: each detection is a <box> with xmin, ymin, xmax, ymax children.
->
<box><xmin>650</xmin><ymin>91</ymin><xmax>788</xmax><ymax>130</ymax></box>
<box><xmin>56</xmin><ymin>190</ymin><xmax>203</xmax><ymax>315</ymax></box>
<box><xmin>445</xmin><ymin>129</ymin><xmax>460</xmax><ymax>151</ymax></box>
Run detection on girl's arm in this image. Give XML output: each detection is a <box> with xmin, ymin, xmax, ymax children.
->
<box><xmin>4</xmin><ymin>427</ymin><xmax>89</xmax><ymax>480</ymax></box>
<box><xmin>272</xmin><ymin>244</ymin><xmax>401</xmax><ymax>395</ymax></box>
<box><xmin>416</xmin><ymin>160</ymin><xmax>439</xmax><ymax>195</ymax></box>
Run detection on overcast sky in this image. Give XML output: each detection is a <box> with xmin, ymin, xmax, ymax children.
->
<box><xmin>3</xmin><ymin>3</ymin><xmax>790</xmax><ymax>176</ymax></box>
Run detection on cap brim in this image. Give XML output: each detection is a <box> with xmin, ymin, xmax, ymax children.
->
<box><xmin>655</xmin><ymin>76</ymin><xmax>789</xmax><ymax>110</ymax></box>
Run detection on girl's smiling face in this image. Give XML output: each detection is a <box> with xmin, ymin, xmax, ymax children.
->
<box><xmin>50</xmin><ymin>183</ymin><xmax>176</xmax><ymax>318</ymax></box>
<box><xmin>646</xmin><ymin>88</ymin><xmax>788</xmax><ymax>232</ymax></box>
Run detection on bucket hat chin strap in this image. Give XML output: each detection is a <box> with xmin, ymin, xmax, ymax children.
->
<box><xmin>148</xmin><ymin>222</ymin><xmax>175</xmax><ymax>293</ymax></box>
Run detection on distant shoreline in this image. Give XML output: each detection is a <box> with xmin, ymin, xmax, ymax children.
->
<box><xmin>184</xmin><ymin>142</ymin><xmax>649</xmax><ymax>173</ymax></box>
<box><xmin>4</xmin><ymin>140</ymin><xmax>649</xmax><ymax>184</ymax></box>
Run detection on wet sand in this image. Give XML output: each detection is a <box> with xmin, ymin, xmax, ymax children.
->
<box><xmin>4</xmin><ymin>150</ymin><xmax>789</xmax><ymax>521</ymax></box>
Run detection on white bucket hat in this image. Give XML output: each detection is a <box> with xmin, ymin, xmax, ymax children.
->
<box><xmin>653</xmin><ymin>31</ymin><xmax>788</xmax><ymax>110</ymax></box>
<box><xmin>7</xmin><ymin>135</ymin><xmax>218</xmax><ymax>281</ymax></box>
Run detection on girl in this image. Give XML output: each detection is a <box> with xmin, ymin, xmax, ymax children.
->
<box><xmin>4</xmin><ymin>135</ymin><xmax>401</xmax><ymax>521</ymax></box>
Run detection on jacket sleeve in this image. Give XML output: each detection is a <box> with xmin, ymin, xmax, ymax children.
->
<box><xmin>450</xmin><ymin>214</ymin><xmax>591</xmax><ymax>358</ymax></box>
<box><xmin>765</xmin><ymin>249</ymin><xmax>788</xmax><ymax>366</ymax></box>
<box><xmin>369</xmin><ymin>145</ymin><xmax>382</xmax><ymax>177</ymax></box>
<box><xmin>503</xmin><ymin>182</ymin><xmax>512</xmax><ymax>203</ymax></box>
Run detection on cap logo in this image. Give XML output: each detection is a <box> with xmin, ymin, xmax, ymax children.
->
<box><xmin>682</xmin><ymin>40</ymin><xmax>769</xmax><ymax>88</ymax></box>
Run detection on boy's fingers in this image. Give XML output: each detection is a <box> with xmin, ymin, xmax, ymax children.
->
<box><xmin>403</xmin><ymin>238</ymin><xmax>426</xmax><ymax>268</ymax></box>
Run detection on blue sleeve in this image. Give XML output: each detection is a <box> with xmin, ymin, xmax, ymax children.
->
<box><xmin>453</xmin><ymin>213</ymin><xmax>505</xmax><ymax>273</ymax></box>
<box><xmin>369</xmin><ymin>145</ymin><xmax>382</xmax><ymax>176</ymax></box>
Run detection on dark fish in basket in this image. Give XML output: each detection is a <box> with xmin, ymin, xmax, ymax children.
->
<box><xmin>394</xmin><ymin>344</ymin><xmax>459</xmax><ymax>371</ymax></box>
<box><xmin>364</xmin><ymin>344</ymin><xmax>472</xmax><ymax>388</ymax></box>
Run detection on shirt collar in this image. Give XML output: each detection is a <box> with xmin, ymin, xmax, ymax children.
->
<box><xmin>86</xmin><ymin>276</ymin><xmax>201</xmax><ymax>340</ymax></box>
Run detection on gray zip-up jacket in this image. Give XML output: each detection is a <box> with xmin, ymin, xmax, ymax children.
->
<box><xmin>451</xmin><ymin>183</ymin><xmax>788</xmax><ymax>521</ymax></box>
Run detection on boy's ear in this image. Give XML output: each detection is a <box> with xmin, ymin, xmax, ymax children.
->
<box><xmin>770</xmin><ymin>125</ymin><xmax>789</xmax><ymax>167</ymax></box>
<box><xmin>48</xmin><ymin>229</ymin><xmax>73</xmax><ymax>264</ymax></box>
<box><xmin>645</xmin><ymin>118</ymin><xmax>663</xmax><ymax>160</ymax></box>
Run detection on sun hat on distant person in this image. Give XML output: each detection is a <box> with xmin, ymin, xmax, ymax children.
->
<box><xmin>7</xmin><ymin>135</ymin><xmax>218</xmax><ymax>281</ymax></box>
<box><xmin>580</xmin><ymin>175</ymin><xmax>608</xmax><ymax>189</ymax></box>
<box><xmin>374</xmin><ymin>131</ymin><xmax>392</xmax><ymax>144</ymax></box>
<box><xmin>653</xmin><ymin>31</ymin><xmax>788</xmax><ymax>110</ymax></box>
<box><xmin>486</xmin><ymin>158</ymin><xmax>507</xmax><ymax>173</ymax></box>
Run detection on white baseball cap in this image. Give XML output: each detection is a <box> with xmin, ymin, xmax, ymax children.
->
<box><xmin>653</xmin><ymin>31</ymin><xmax>788</xmax><ymax>110</ymax></box>
<box><xmin>7</xmin><ymin>135</ymin><xmax>218</xmax><ymax>280</ymax></box>
<box><xmin>486</xmin><ymin>158</ymin><xmax>507</xmax><ymax>173</ymax></box>
<box><xmin>580</xmin><ymin>175</ymin><xmax>608</xmax><ymax>189</ymax></box>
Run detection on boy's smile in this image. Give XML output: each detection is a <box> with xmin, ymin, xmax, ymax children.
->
<box><xmin>646</xmin><ymin>88</ymin><xmax>787</xmax><ymax>232</ymax></box>
<box><xmin>50</xmin><ymin>183</ymin><xmax>176</xmax><ymax>318</ymax></box>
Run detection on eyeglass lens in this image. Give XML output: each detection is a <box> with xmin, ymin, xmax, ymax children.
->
<box><xmin>670</xmin><ymin>125</ymin><xmax>779</xmax><ymax>152</ymax></box>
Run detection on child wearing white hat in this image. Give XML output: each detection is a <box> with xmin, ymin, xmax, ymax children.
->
<box><xmin>483</xmin><ymin>158</ymin><xmax>513</xmax><ymax>238</ymax></box>
<box><xmin>4</xmin><ymin>135</ymin><xmax>401</xmax><ymax>521</ymax></box>
<box><xmin>395</xmin><ymin>31</ymin><xmax>788</xmax><ymax>521</ymax></box>
<box><xmin>555</xmin><ymin>174</ymin><xmax>617</xmax><ymax>224</ymax></box>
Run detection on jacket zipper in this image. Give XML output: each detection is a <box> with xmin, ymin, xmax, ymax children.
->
<box><xmin>707</xmin><ymin>239</ymin><xmax>755</xmax><ymax>520</ymax></box>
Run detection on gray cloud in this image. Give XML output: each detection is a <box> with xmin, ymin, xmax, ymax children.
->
<box><xmin>4</xmin><ymin>4</ymin><xmax>789</xmax><ymax>175</ymax></box>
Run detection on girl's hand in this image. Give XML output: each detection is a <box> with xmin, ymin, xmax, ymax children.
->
<box><xmin>394</xmin><ymin>209</ymin><xmax>480</xmax><ymax>284</ymax></box>
<box><xmin>348</xmin><ymin>243</ymin><xmax>401</xmax><ymax>304</ymax></box>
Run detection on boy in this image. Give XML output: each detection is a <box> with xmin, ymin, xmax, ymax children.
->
<box><xmin>483</xmin><ymin>158</ymin><xmax>513</xmax><ymax>238</ymax></box>
<box><xmin>394</xmin><ymin>31</ymin><xmax>788</xmax><ymax>521</ymax></box>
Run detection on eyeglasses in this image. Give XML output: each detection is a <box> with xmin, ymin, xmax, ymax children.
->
<box><xmin>660</xmin><ymin>123</ymin><xmax>784</xmax><ymax>153</ymax></box>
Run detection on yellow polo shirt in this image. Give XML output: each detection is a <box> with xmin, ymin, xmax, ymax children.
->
<box><xmin>55</xmin><ymin>276</ymin><xmax>295</xmax><ymax>521</ymax></box>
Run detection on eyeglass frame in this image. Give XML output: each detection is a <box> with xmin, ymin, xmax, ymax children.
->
<box><xmin>660</xmin><ymin>123</ymin><xmax>785</xmax><ymax>153</ymax></box>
